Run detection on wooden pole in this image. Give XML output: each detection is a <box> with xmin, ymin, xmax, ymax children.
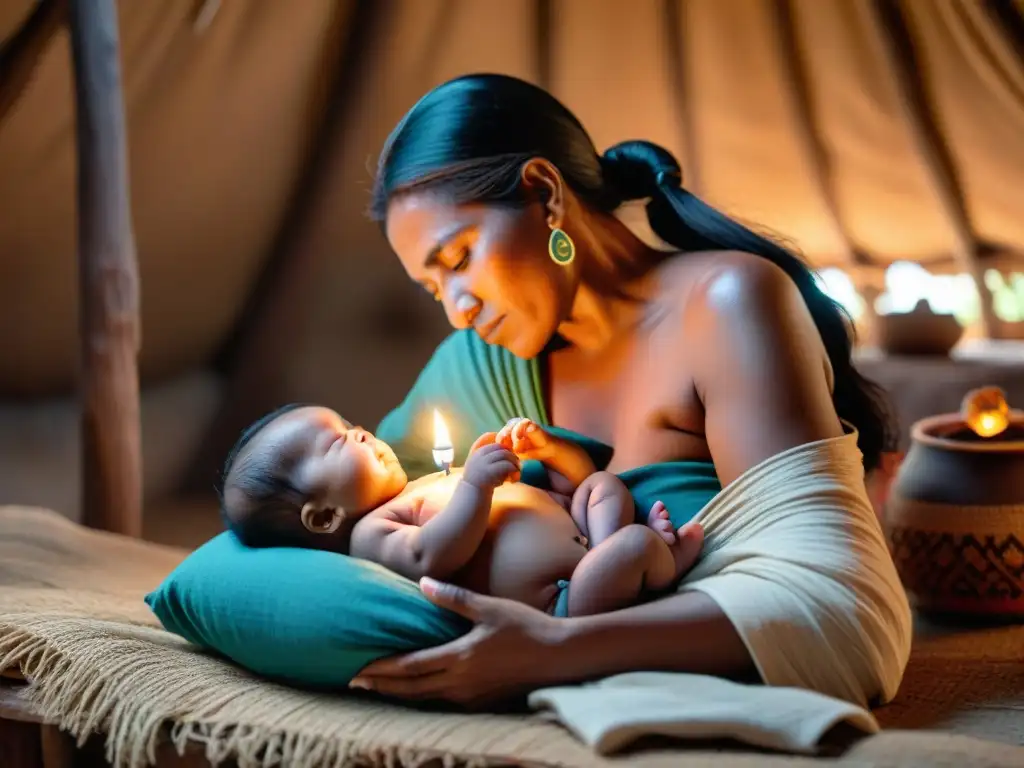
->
<box><xmin>67</xmin><ymin>0</ymin><xmax>143</xmax><ymax>537</ymax></box>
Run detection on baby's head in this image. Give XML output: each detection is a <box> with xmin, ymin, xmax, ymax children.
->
<box><xmin>220</xmin><ymin>404</ymin><xmax>408</xmax><ymax>550</ymax></box>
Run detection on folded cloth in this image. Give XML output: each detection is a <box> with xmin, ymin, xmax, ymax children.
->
<box><xmin>530</xmin><ymin>672</ymin><xmax>878</xmax><ymax>754</ymax></box>
<box><xmin>529</xmin><ymin>430</ymin><xmax>913</xmax><ymax>754</ymax></box>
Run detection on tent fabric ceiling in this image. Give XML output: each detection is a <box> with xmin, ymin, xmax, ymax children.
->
<box><xmin>0</xmin><ymin>0</ymin><xmax>1021</xmax><ymax>398</ymax></box>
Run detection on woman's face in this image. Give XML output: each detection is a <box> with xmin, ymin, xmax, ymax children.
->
<box><xmin>385</xmin><ymin>191</ymin><xmax>576</xmax><ymax>359</ymax></box>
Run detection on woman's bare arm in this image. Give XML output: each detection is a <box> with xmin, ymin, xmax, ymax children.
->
<box><xmin>689</xmin><ymin>254</ymin><xmax>845</xmax><ymax>487</ymax></box>
<box><xmin>543</xmin><ymin>254</ymin><xmax>848</xmax><ymax>682</ymax></box>
<box><xmin>545</xmin><ymin>589</ymin><xmax>753</xmax><ymax>682</ymax></box>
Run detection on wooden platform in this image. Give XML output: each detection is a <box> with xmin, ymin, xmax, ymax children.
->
<box><xmin>1</xmin><ymin>678</ymin><xmax>78</xmax><ymax>768</ymax></box>
<box><xmin>1</xmin><ymin>677</ymin><xmax>215</xmax><ymax>768</ymax></box>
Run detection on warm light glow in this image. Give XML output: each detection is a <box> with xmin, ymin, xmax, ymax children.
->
<box><xmin>961</xmin><ymin>386</ymin><xmax>1010</xmax><ymax>439</ymax></box>
<box><xmin>433</xmin><ymin>409</ymin><xmax>452</xmax><ymax>448</ymax></box>
<box><xmin>816</xmin><ymin>268</ymin><xmax>865</xmax><ymax>321</ymax></box>
<box><xmin>432</xmin><ymin>409</ymin><xmax>454</xmax><ymax>469</ymax></box>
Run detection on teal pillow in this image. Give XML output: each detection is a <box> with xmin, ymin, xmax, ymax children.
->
<box><xmin>145</xmin><ymin>531</ymin><xmax>471</xmax><ymax>688</ymax></box>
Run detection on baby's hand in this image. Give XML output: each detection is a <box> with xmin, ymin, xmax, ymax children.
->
<box><xmin>497</xmin><ymin>417</ymin><xmax>551</xmax><ymax>460</ymax></box>
<box><xmin>462</xmin><ymin>442</ymin><xmax>520</xmax><ymax>490</ymax></box>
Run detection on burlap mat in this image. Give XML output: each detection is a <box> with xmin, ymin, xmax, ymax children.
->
<box><xmin>1</xmin><ymin>505</ymin><xmax>1022</xmax><ymax>768</ymax></box>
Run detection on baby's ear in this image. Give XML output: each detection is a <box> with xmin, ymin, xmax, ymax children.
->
<box><xmin>300</xmin><ymin>502</ymin><xmax>345</xmax><ymax>534</ymax></box>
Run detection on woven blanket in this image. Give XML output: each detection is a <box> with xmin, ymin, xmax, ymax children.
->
<box><xmin>1</xmin><ymin>505</ymin><xmax>1022</xmax><ymax>768</ymax></box>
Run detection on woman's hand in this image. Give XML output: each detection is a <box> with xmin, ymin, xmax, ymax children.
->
<box><xmin>350</xmin><ymin>578</ymin><xmax>568</xmax><ymax>708</ymax></box>
<box><xmin>496</xmin><ymin>417</ymin><xmax>551</xmax><ymax>461</ymax></box>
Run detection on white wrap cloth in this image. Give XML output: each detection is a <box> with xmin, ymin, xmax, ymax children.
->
<box><xmin>530</xmin><ymin>430</ymin><xmax>913</xmax><ymax>754</ymax></box>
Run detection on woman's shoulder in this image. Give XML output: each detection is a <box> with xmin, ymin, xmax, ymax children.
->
<box><xmin>648</xmin><ymin>249</ymin><xmax>833</xmax><ymax>388</ymax></box>
<box><xmin>648</xmin><ymin>253</ymin><xmax>840</xmax><ymax>485</ymax></box>
<box><xmin>650</xmin><ymin>250</ymin><xmax>810</xmax><ymax>335</ymax></box>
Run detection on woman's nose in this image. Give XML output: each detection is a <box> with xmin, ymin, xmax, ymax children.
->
<box><xmin>448</xmin><ymin>292</ymin><xmax>481</xmax><ymax>330</ymax></box>
<box><xmin>351</xmin><ymin>428</ymin><xmax>369</xmax><ymax>443</ymax></box>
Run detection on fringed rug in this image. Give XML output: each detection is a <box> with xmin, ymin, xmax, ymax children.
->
<box><xmin>1</xmin><ymin>505</ymin><xmax>1021</xmax><ymax>768</ymax></box>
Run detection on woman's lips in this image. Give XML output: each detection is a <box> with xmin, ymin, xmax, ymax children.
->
<box><xmin>478</xmin><ymin>316</ymin><xmax>504</xmax><ymax>341</ymax></box>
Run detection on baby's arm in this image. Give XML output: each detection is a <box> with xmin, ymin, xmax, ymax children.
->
<box><xmin>349</xmin><ymin>443</ymin><xmax>519</xmax><ymax>582</ymax></box>
<box><xmin>496</xmin><ymin>418</ymin><xmax>596</xmax><ymax>495</ymax></box>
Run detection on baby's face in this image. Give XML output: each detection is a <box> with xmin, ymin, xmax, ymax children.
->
<box><xmin>258</xmin><ymin>406</ymin><xmax>407</xmax><ymax>516</ymax></box>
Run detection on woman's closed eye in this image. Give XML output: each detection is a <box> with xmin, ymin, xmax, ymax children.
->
<box><xmin>419</xmin><ymin>246</ymin><xmax>472</xmax><ymax>300</ymax></box>
<box><xmin>447</xmin><ymin>246</ymin><xmax>471</xmax><ymax>272</ymax></box>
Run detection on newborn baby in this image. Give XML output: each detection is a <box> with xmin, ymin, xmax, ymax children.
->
<box><xmin>220</xmin><ymin>404</ymin><xmax>701</xmax><ymax>617</ymax></box>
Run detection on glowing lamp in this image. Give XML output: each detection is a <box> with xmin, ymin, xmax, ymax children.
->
<box><xmin>961</xmin><ymin>386</ymin><xmax>1010</xmax><ymax>439</ymax></box>
<box><xmin>432</xmin><ymin>409</ymin><xmax>455</xmax><ymax>475</ymax></box>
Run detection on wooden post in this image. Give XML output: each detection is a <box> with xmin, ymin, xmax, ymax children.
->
<box><xmin>67</xmin><ymin>0</ymin><xmax>143</xmax><ymax>537</ymax></box>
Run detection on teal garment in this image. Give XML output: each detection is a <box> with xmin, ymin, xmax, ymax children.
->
<box><xmin>145</xmin><ymin>531</ymin><xmax>470</xmax><ymax>689</ymax></box>
<box><xmin>376</xmin><ymin>330</ymin><xmax>550</xmax><ymax>479</ymax></box>
<box><xmin>377</xmin><ymin>330</ymin><xmax>722</xmax><ymax>527</ymax></box>
<box><xmin>618</xmin><ymin>461</ymin><xmax>722</xmax><ymax>528</ymax></box>
<box><xmin>553</xmin><ymin>579</ymin><xmax>571</xmax><ymax>618</ymax></box>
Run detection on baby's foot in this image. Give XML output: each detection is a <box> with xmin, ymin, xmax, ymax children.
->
<box><xmin>646</xmin><ymin>501</ymin><xmax>676</xmax><ymax>545</ymax></box>
<box><xmin>647</xmin><ymin>501</ymin><xmax>705</xmax><ymax>579</ymax></box>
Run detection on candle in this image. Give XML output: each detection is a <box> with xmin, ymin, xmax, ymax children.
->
<box><xmin>432</xmin><ymin>409</ymin><xmax>454</xmax><ymax>475</ymax></box>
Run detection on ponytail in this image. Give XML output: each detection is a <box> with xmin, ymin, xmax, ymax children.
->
<box><xmin>601</xmin><ymin>141</ymin><xmax>895</xmax><ymax>471</ymax></box>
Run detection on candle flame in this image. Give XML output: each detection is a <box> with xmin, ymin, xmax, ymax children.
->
<box><xmin>433</xmin><ymin>409</ymin><xmax>452</xmax><ymax>449</ymax></box>
<box><xmin>961</xmin><ymin>386</ymin><xmax>1010</xmax><ymax>438</ymax></box>
<box><xmin>432</xmin><ymin>409</ymin><xmax>455</xmax><ymax>472</ymax></box>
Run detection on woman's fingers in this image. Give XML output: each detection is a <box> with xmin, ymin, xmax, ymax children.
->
<box><xmin>512</xmin><ymin>419</ymin><xmax>529</xmax><ymax>443</ymax></box>
<box><xmin>496</xmin><ymin>418</ymin><xmax>522</xmax><ymax>447</ymax></box>
<box><xmin>351</xmin><ymin>670</ymin><xmax>453</xmax><ymax>700</ymax></box>
<box><xmin>507</xmin><ymin>419</ymin><xmax>546</xmax><ymax>456</ymax></box>
<box><xmin>354</xmin><ymin>641</ymin><xmax>458</xmax><ymax>679</ymax></box>
<box><xmin>419</xmin><ymin>577</ymin><xmax>487</xmax><ymax>621</ymax></box>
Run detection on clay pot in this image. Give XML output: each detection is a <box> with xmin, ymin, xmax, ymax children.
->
<box><xmin>876</xmin><ymin>299</ymin><xmax>964</xmax><ymax>356</ymax></box>
<box><xmin>886</xmin><ymin>410</ymin><xmax>1024</xmax><ymax>619</ymax></box>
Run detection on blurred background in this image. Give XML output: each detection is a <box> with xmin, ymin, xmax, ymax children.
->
<box><xmin>1</xmin><ymin>0</ymin><xmax>1022</xmax><ymax>546</ymax></box>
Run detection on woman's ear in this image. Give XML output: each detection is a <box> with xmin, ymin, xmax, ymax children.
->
<box><xmin>520</xmin><ymin>157</ymin><xmax>566</xmax><ymax>229</ymax></box>
<box><xmin>300</xmin><ymin>501</ymin><xmax>345</xmax><ymax>534</ymax></box>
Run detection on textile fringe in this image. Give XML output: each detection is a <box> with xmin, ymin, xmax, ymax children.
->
<box><xmin>0</xmin><ymin>614</ymin><xmax>562</xmax><ymax>768</ymax></box>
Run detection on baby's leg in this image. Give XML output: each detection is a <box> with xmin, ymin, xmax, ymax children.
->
<box><xmin>569</xmin><ymin>471</ymin><xmax>635</xmax><ymax>547</ymax></box>
<box><xmin>563</xmin><ymin>524</ymin><xmax>693</xmax><ymax>617</ymax></box>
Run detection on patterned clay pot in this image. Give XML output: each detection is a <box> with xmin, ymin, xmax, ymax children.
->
<box><xmin>886</xmin><ymin>410</ymin><xmax>1024</xmax><ymax>619</ymax></box>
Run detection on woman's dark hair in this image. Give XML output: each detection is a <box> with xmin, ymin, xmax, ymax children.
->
<box><xmin>370</xmin><ymin>74</ymin><xmax>894</xmax><ymax>470</ymax></box>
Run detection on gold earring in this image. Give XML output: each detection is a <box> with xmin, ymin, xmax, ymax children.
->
<box><xmin>548</xmin><ymin>227</ymin><xmax>575</xmax><ymax>265</ymax></box>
